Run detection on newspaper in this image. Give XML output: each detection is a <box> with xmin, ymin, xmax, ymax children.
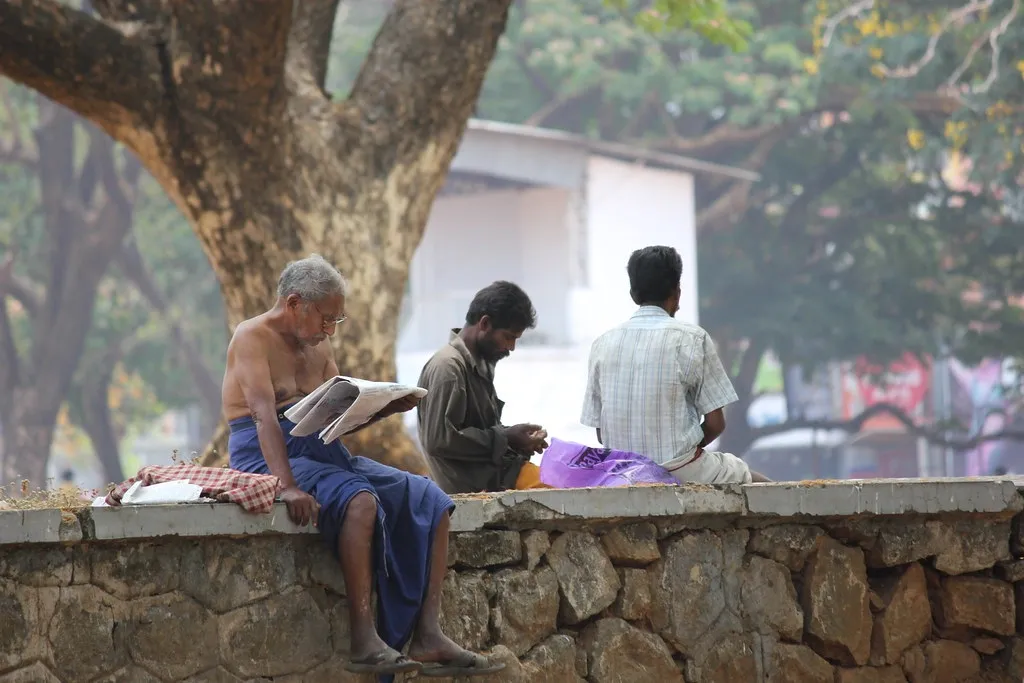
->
<box><xmin>284</xmin><ymin>376</ymin><xmax>428</xmax><ymax>444</ymax></box>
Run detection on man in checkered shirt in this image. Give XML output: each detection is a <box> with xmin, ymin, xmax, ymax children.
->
<box><xmin>581</xmin><ymin>246</ymin><xmax>770</xmax><ymax>484</ymax></box>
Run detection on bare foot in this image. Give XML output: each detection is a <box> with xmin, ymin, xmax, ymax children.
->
<box><xmin>407</xmin><ymin>630</ymin><xmax>473</xmax><ymax>664</ymax></box>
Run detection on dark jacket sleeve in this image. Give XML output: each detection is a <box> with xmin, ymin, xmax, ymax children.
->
<box><xmin>417</xmin><ymin>376</ymin><xmax>509</xmax><ymax>466</ymax></box>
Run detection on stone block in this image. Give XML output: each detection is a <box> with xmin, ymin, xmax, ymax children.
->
<box><xmin>748</xmin><ymin>524</ymin><xmax>825</xmax><ymax>572</ymax></box>
<box><xmin>180</xmin><ymin>537</ymin><xmax>299</xmax><ymax>613</ymax></box>
<box><xmin>902</xmin><ymin>640</ymin><xmax>980</xmax><ymax>683</ymax></box>
<box><xmin>0</xmin><ymin>662</ymin><xmax>60</xmax><ymax>683</ymax></box>
<box><xmin>306</xmin><ymin>542</ymin><xmax>346</xmax><ymax>595</ymax></box>
<box><xmin>802</xmin><ymin>536</ymin><xmax>872</xmax><ymax>666</ymax></box>
<box><xmin>127</xmin><ymin>593</ymin><xmax>218</xmax><ymax>680</ymax></box>
<box><xmin>581</xmin><ymin>618</ymin><xmax>683</xmax><ymax>683</ymax></box>
<box><xmin>1005</xmin><ymin>637</ymin><xmax>1024</xmax><ymax>680</ymax></box>
<box><xmin>835</xmin><ymin>666</ymin><xmax>907</xmax><ymax>683</ymax></box>
<box><xmin>441</xmin><ymin>571</ymin><xmax>490</xmax><ymax>651</ymax></box>
<box><xmin>182</xmin><ymin>667</ymin><xmax>245</xmax><ymax>682</ymax></box>
<box><xmin>48</xmin><ymin>584</ymin><xmax>127</xmax><ymax>682</ymax></box>
<box><xmin>90</xmin><ymin>542</ymin><xmax>180</xmax><ymax>600</ymax></box>
<box><xmin>937</xmin><ymin>576</ymin><xmax>1015</xmax><ymax>636</ymax></box>
<box><xmin>870</xmin><ymin>562</ymin><xmax>931</xmax><ymax>665</ymax></box>
<box><xmin>0</xmin><ymin>547</ymin><xmax>73</xmax><ymax>587</ymax></box>
<box><xmin>740</xmin><ymin>555</ymin><xmax>803</xmax><ymax>641</ymax></box>
<box><xmin>866</xmin><ymin>521</ymin><xmax>943</xmax><ymax>568</ymax></box>
<box><xmin>521</xmin><ymin>634</ymin><xmax>585</xmax><ymax>683</ymax></box>
<box><xmin>766</xmin><ymin>643</ymin><xmax>833</xmax><ymax>683</ymax></box>
<box><xmin>997</xmin><ymin>559</ymin><xmax>1024</xmax><ymax>582</ymax></box>
<box><xmin>601</xmin><ymin>522</ymin><xmax>661</xmax><ymax>566</ymax></box>
<box><xmin>220</xmin><ymin>589</ymin><xmax>331</xmax><ymax>678</ymax></box>
<box><xmin>932</xmin><ymin>519</ymin><xmax>1011</xmax><ymax>575</ymax></box>
<box><xmin>0</xmin><ymin>578</ymin><xmax>35</xmax><ymax>672</ymax></box>
<box><xmin>971</xmin><ymin>636</ymin><xmax>1004</xmax><ymax>655</ymax></box>
<box><xmin>522</xmin><ymin>529</ymin><xmax>550</xmax><ymax>570</ymax></box>
<box><xmin>612</xmin><ymin>568</ymin><xmax>651</xmax><ymax>622</ymax></box>
<box><xmin>450</xmin><ymin>530</ymin><xmax>522</xmax><ymax>568</ymax></box>
<box><xmin>491</xmin><ymin>567</ymin><xmax>559</xmax><ymax>656</ymax></box>
<box><xmin>94</xmin><ymin>667</ymin><xmax>164</xmax><ymax>682</ymax></box>
<box><xmin>650</xmin><ymin>530</ymin><xmax>731</xmax><ymax>657</ymax></box>
<box><xmin>687</xmin><ymin>632</ymin><xmax>759</xmax><ymax>683</ymax></box>
<box><xmin>547</xmin><ymin>531</ymin><xmax>619</xmax><ymax>625</ymax></box>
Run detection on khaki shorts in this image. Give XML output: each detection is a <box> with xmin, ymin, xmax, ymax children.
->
<box><xmin>663</xmin><ymin>448</ymin><xmax>752</xmax><ymax>485</ymax></box>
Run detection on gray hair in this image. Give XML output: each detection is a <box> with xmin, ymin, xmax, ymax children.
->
<box><xmin>277</xmin><ymin>254</ymin><xmax>349</xmax><ymax>301</ymax></box>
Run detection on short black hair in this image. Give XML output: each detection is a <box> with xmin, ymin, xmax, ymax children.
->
<box><xmin>465</xmin><ymin>281</ymin><xmax>537</xmax><ymax>331</ymax></box>
<box><xmin>627</xmin><ymin>246</ymin><xmax>683</xmax><ymax>303</ymax></box>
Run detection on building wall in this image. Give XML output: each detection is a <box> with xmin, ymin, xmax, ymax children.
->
<box><xmin>2</xmin><ymin>480</ymin><xmax>1022</xmax><ymax>682</ymax></box>
<box><xmin>572</xmin><ymin>156</ymin><xmax>698</xmax><ymax>344</ymax></box>
<box><xmin>399</xmin><ymin>187</ymin><xmax>572</xmax><ymax>354</ymax></box>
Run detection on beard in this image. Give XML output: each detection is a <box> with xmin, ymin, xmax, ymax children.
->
<box><xmin>479</xmin><ymin>339</ymin><xmax>509</xmax><ymax>363</ymax></box>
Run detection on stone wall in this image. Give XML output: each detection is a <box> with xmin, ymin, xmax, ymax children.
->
<box><xmin>3</xmin><ymin>478</ymin><xmax>1024</xmax><ymax>682</ymax></box>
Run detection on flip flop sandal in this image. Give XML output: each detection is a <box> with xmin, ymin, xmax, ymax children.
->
<box><xmin>418</xmin><ymin>651</ymin><xmax>507</xmax><ymax>677</ymax></box>
<box><xmin>344</xmin><ymin>648</ymin><xmax>423</xmax><ymax>675</ymax></box>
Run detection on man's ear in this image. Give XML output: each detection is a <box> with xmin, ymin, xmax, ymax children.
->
<box><xmin>286</xmin><ymin>294</ymin><xmax>303</xmax><ymax>311</ymax></box>
<box><xmin>629</xmin><ymin>288</ymin><xmax>641</xmax><ymax>305</ymax></box>
<box><xmin>478</xmin><ymin>315</ymin><xmax>492</xmax><ymax>333</ymax></box>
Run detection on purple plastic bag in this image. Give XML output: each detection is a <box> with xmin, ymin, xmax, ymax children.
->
<box><xmin>538</xmin><ymin>438</ymin><xmax>678</xmax><ymax>488</ymax></box>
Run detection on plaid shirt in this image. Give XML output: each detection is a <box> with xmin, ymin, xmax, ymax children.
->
<box><xmin>581</xmin><ymin>306</ymin><xmax>739</xmax><ymax>465</ymax></box>
<box><xmin>106</xmin><ymin>463</ymin><xmax>282</xmax><ymax>514</ymax></box>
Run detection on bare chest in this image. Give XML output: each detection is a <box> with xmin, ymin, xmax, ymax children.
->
<box><xmin>267</xmin><ymin>345</ymin><xmax>326</xmax><ymax>404</ymax></box>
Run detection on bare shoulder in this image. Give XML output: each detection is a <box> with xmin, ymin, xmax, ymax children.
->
<box><xmin>227</xmin><ymin>316</ymin><xmax>272</xmax><ymax>361</ymax></box>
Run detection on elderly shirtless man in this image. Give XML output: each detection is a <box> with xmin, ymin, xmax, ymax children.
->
<box><xmin>222</xmin><ymin>254</ymin><xmax>502</xmax><ymax>679</ymax></box>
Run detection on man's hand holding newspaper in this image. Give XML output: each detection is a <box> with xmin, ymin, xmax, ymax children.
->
<box><xmin>284</xmin><ymin>376</ymin><xmax>428</xmax><ymax>443</ymax></box>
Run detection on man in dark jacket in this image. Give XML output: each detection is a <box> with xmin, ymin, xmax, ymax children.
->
<box><xmin>416</xmin><ymin>281</ymin><xmax>549</xmax><ymax>494</ymax></box>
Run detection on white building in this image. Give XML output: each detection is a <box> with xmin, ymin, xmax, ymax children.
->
<box><xmin>396</xmin><ymin>120</ymin><xmax>756</xmax><ymax>450</ymax></box>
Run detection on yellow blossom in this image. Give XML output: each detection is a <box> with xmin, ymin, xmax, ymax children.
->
<box><xmin>868</xmin><ymin>46</ymin><xmax>884</xmax><ymax>60</ymax></box>
<box><xmin>803</xmin><ymin>58</ymin><xmax>820</xmax><ymax>75</ymax></box>
<box><xmin>906</xmin><ymin>129</ymin><xmax>925</xmax><ymax>150</ymax></box>
<box><xmin>870</xmin><ymin>63</ymin><xmax>887</xmax><ymax>79</ymax></box>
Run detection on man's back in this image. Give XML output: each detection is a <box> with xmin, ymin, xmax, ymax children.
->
<box><xmin>580</xmin><ymin>306</ymin><xmax>738</xmax><ymax>465</ymax></box>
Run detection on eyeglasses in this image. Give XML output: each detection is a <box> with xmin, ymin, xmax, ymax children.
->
<box><xmin>314</xmin><ymin>303</ymin><xmax>347</xmax><ymax>327</ymax></box>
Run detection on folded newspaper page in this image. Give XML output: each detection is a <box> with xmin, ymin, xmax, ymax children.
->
<box><xmin>284</xmin><ymin>376</ymin><xmax>428</xmax><ymax>443</ymax></box>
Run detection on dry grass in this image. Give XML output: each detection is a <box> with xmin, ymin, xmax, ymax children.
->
<box><xmin>0</xmin><ymin>479</ymin><xmax>102</xmax><ymax>512</ymax></box>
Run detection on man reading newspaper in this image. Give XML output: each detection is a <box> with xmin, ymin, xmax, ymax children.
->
<box><xmin>222</xmin><ymin>254</ymin><xmax>503</xmax><ymax>679</ymax></box>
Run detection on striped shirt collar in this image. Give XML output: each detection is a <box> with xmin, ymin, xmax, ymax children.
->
<box><xmin>631</xmin><ymin>305</ymin><xmax>672</xmax><ymax>319</ymax></box>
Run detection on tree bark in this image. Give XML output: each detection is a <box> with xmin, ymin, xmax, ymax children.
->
<box><xmin>74</xmin><ymin>344</ymin><xmax>127</xmax><ymax>485</ymax></box>
<box><xmin>0</xmin><ymin>97</ymin><xmax>138</xmax><ymax>487</ymax></box>
<box><xmin>1</xmin><ymin>0</ymin><xmax>514</xmax><ymax>474</ymax></box>
<box><xmin>718</xmin><ymin>339</ymin><xmax>765</xmax><ymax>456</ymax></box>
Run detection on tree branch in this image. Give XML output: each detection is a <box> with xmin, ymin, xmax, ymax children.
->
<box><xmin>656</xmin><ymin>122</ymin><xmax>783</xmax><ymax>156</ymax></box>
<box><xmin>696</xmin><ymin>128</ymin><xmax>786</xmax><ymax>231</ymax></box>
<box><xmin>116</xmin><ymin>238</ymin><xmax>222</xmax><ymax>418</ymax></box>
<box><xmin>523</xmin><ymin>86</ymin><xmax>597</xmax><ymax>127</ymax></box>
<box><xmin>285</xmin><ymin>0</ymin><xmax>344</xmax><ymax>98</ymax></box>
<box><xmin>346</xmin><ymin>0</ymin><xmax>513</xmax><ymax>156</ymax></box>
<box><xmin>0</xmin><ymin>0</ymin><xmax>163</xmax><ymax>134</ymax></box>
<box><xmin>0</xmin><ymin>254</ymin><xmax>22</xmax><ymax>416</ymax></box>
<box><xmin>750</xmin><ymin>401</ymin><xmax>1024</xmax><ymax>450</ymax></box>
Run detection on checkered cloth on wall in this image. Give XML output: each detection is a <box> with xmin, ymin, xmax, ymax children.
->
<box><xmin>105</xmin><ymin>463</ymin><xmax>282</xmax><ymax>514</ymax></box>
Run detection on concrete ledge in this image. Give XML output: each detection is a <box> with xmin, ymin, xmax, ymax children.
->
<box><xmin>80</xmin><ymin>503</ymin><xmax>316</xmax><ymax>541</ymax></box>
<box><xmin>743</xmin><ymin>477</ymin><xmax>1024</xmax><ymax>517</ymax></box>
<box><xmin>0</xmin><ymin>509</ymin><xmax>82</xmax><ymax>545</ymax></box>
<box><xmin>2</xmin><ymin>477</ymin><xmax>1023</xmax><ymax>545</ymax></box>
<box><xmin>450</xmin><ymin>484</ymin><xmax>743</xmax><ymax>532</ymax></box>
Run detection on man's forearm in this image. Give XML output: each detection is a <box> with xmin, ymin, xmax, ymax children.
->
<box><xmin>255</xmin><ymin>418</ymin><xmax>297</xmax><ymax>489</ymax></box>
<box><xmin>699</xmin><ymin>425</ymin><xmax>723</xmax><ymax>449</ymax></box>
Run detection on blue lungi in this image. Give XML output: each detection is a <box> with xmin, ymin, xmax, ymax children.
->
<box><xmin>229</xmin><ymin>410</ymin><xmax>454</xmax><ymax>679</ymax></box>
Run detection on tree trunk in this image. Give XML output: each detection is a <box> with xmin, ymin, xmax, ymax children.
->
<box><xmin>0</xmin><ymin>0</ymin><xmax>513</xmax><ymax>475</ymax></box>
<box><xmin>718</xmin><ymin>339</ymin><xmax>765</xmax><ymax>457</ymax></box>
<box><xmin>3</xmin><ymin>393</ymin><xmax>59</xmax><ymax>487</ymax></box>
<box><xmin>0</xmin><ymin>97</ymin><xmax>138</xmax><ymax>487</ymax></box>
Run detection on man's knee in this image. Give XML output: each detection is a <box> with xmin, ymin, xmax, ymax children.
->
<box><xmin>343</xmin><ymin>491</ymin><xmax>377</xmax><ymax>528</ymax></box>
